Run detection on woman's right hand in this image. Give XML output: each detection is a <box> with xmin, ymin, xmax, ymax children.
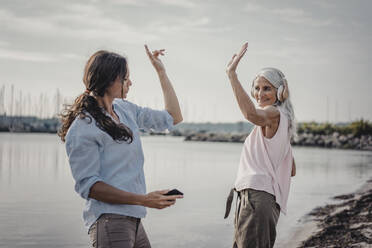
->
<box><xmin>145</xmin><ymin>45</ymin><xmax>166</xmax><ymax>74</ymax></box>
<box><xmin>226</xmin><ymin>42</ymin><xmax>248</xmax><ymax>76</ymax></box>
<box><xmin>142</xmin><ymin>190</ymin><xmax>183</xmax><ymax>209</ymax></box>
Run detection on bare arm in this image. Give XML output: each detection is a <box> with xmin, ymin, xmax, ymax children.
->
<box><xmin>226</xmin><ymin>42</ymin><xmax>279</xmax><ymax>127</ymax></box>
<box><xmin>291</xmin><ymin>158</ymin><xmax>296</xmax><ymax>177</ymax></box>
<box><xmin>89</xmin><ymin>181</ymin><xmax>182</xmax><ymax>209</ymax></box>
<box><xmin>145</xmin><ymin>45</ymin><xmax>183</xmax><ymax>125</ymax></box>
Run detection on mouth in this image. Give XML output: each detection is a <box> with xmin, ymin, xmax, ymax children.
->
<box><xmin>257</xmin><ymin>98</ymin><xmax>271</xmax><ymax>106</ymax></box>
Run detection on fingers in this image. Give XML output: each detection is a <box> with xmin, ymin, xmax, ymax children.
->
<box><xmin>144</xmin><ymin>44</ymin><xmax>152</xmax><ymax>58</ymax></box>
<box><xmin>157</xmin><ymin>189</ymin><xmax>170</xmax><ymax>195</ymax></box>
<box><xmin>144</xmin><ymin>44</ymin><xmax>165</xmax><ymax>59</ymax></box>
<box><xmin>237</xmin><ymin>42</ymin><xmax>248</xmax><ymax>59</ymax></box>
<box><xmin>227</xmin><ymin>54</ymin><xmax>237</xmax><ymax>67</ymax></box>
<box><xmin>152</xmin><ymin>49</ymin><xmax>165</xmax><ymax>57</ymax></box>
<box><xmin>158</xmin><ymin>200</ymin><xmax>176</xmax><ymax>209</ymax></box>
<box><xmin>240</xmin><ymin>42</ymin><xmax>248</xmax><ymax>53</ymax></box>
<box><xmin>163</xmin><ymin>195</ymin><xmax>184</xmax><ymax>201</ymax></box>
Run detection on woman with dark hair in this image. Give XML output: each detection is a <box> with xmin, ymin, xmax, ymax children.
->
<box><xmin>224</xmin><ymin>43</ymin><xmax>296</xmax><ymax>248</ymax></box>
<box><xmin>58</xmin><ymin>45</ymin><xmax>183</xmax><ymax>248</ymax></box>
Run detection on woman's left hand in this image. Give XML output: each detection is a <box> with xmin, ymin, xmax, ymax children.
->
<box><xmin>145</xmin><ymin>44</ymin><xmax>166</xmax><ymax>73</ymax></box>
<box><xmin>226</xmin><ymin>42</ymin><xmax>248</xmax><ymax>76</ymax></box>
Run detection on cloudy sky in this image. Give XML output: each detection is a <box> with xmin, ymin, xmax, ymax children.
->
<box><xmin>0</xmin><ymin>0</ymin><xmax>371</xmax><ymax>122</ymax></box>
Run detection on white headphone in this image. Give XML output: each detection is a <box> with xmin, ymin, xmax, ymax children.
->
<box><xmin>277</xmin><ymin>84</ymin><xmax>284</xmax><ymax>102</ymax></box>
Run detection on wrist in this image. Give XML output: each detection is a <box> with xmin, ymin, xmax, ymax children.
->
<box><xmin>156</xmin><ymin>69</ymin><xmax>166</xmax><ymax>76</ymax></box>
<box><xmin>135</xmin><ymin>194</ymin><xmax>147</xmax><ymax>206</ymax></box>
<box><xmin>227</xmin><ymin>71</ymin><xmax>238</xmax><ymax>79</ymax></box>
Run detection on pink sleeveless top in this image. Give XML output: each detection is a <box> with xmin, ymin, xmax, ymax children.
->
<box><xmin>234</xmin><ymin>108</ymin><xmax>293</xmax><ymax>214</ymax></box>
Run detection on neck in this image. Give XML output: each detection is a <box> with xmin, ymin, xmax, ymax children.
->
<box><xmin>96</xmin><ymin>95</ymin><xmax>115</xmax><ymax>115</ymax></box>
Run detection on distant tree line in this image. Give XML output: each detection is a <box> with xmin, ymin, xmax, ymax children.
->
<box><xmin>297</xmin><ymin>119</ymin><xmax>372</xmax><ymax>137</ymax></box>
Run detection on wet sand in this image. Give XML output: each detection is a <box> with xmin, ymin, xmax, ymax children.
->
<box><xmin>285</xmin><ymin>178</ymin><xmax>372</xmax><ymax>247</ymax></box>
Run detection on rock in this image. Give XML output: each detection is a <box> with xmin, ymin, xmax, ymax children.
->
<box><xmin>347</xmin><ymin>133</ymin><xmax>355</xmax><ymax>140</ymax></box>
<box><xmin>316</xmin><ymin>138</ymin><xmax>325</xmax><ymax>147</ymax></box>
<box><xmin>170</xmin><ymin>130</ymin><xmax>183</xmax><ymax>136</ymax></box>
<box><xmin>339</xmin><ymin>135</ymin><xmax>348</xmax><ymax>144</ymax></box>
<box><xmin>333</xmin><ymin>132</ymin><xmax>340</xmax><ymax>138</ymax></box>
<box><xmin>304</xmin><ymin>137</ymin><xmax>316</xmax><ymax>146</ymax></box>
<box><xmin>292</xmin><ymin>135</ymin><xmax>304</xmax><ymax>144</ymax></box>
<box><xmin>362</xmin><ymin>146</ymin><xmax>372</xmax><ymax>151</ymax></box>
<box><xmin>368</xmin><ymin>136</ymin><xmax>372</xmax><ymax>145</ymax></box>
<box><xmin>352</xmin><ymin>138</ymin><xmax>360</xmax><ymax>146</ymax></box>
<box><xmin>332</xmin><ymin>139</ymin><xmax>342</xmax><ymax>148</ymax></box>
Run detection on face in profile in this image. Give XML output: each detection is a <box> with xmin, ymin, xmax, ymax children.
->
<box><xmin>253</xmin><ymin>76</ymin><xmax>277</xmax><ymax>107</ymax></box>
<box><xmin>121</xmin><ymin>66</ymin><xmax>132</xmax><ymax>99</ymax></box>
<box><xmin>106</xmin><ymin>65</ymin><xmax>132</xmax><ymax>99</ymax></box>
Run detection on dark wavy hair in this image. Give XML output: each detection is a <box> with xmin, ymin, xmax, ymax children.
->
<box><xmin>58</xmin><ymin>50</ymin><xmax>133</xmax><ymax>143</ymax></box>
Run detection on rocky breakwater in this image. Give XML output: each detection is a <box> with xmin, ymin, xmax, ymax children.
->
<box><xmin>182</xmin><ymin>131</ymin><xmax>372</xmax><ymax>151</ymax></box>
<box><xmin>183</xmin><ymin>132</ymin><xmax>248</xmax><ymax>143</ymax></box>
<box><xmin>292</xmin><ymin>132</ymin><xmax>372</xmax><ymax>151</ymax></box>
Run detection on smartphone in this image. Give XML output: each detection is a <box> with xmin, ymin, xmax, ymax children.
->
<box><xmin>164</xmin><ymin>189</ymin><xmax>183</xmax><ymax>196</ymax></box>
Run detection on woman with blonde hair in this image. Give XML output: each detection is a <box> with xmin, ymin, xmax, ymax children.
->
<box><xmin>224</xmin><ymin>42</ymin><xmax>296</xmax><ymax>248</ymax></box>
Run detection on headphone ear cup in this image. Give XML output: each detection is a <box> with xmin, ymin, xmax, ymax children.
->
<box><xmin>277</xmin><ymin>85</ymin><xmax>284</xmax><ymax>102</ymax></box>
<box><xmin>282</xmin><ymin>82</ymin><xmax>289</xmax><ymax>101</ymax></box>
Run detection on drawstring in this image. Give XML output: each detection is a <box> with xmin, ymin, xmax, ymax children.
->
<box><xmin>224</xmin><ymin>188</ymin><xmax>236</xmax><ymax>219</ymax></box>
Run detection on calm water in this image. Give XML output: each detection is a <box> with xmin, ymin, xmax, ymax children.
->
<box><xmin>0</xmin><ymin>133</ymin><xmax>371</xmax><ymax>248</ymax></box>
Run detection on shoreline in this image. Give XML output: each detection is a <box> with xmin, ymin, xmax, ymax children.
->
<box><xmin>1</xmin><ymin>131</ymin><xmax>372</xmax><ymax>152</ymax></box>
<box><xmin>182</xmin><ymin>132</ymin><xmax>372</xmax><ymax>151</ymax></box>
<box><xmin>282</xmin><ymin>178</ymin><xmax>372</xmax><ymax>247</ymax></box>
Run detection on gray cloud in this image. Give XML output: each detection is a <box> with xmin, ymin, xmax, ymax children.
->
<box><xmin>0</xmin><ymin>0</ymin><xmax>371</xmax><ymax>122</ymax></box>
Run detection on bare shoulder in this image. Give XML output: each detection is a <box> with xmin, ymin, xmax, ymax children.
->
<box><xmin>262</xmin><ymin>105</ymin><xmax>280</xmax><ymax>119</ymax></box>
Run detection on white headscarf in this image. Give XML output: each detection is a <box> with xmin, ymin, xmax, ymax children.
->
<box><xmin>252</xmin><ymin>67</ymin><xmax>296</xmax><ymax>138</ymax></box>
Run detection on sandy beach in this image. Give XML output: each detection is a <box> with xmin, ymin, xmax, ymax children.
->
<box><xmin>283</xmin><ymin>178</ymin><xmax>372</xmax><ymax>248</ymax></box>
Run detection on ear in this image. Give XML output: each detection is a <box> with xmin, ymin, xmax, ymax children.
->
<box><xmin>282</xmin><ymin>82</ymin><xmax>289</xmax><ymax>101</ymax></box>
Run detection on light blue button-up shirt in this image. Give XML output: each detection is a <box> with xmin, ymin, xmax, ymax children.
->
<box><xmin>65</xmin><ymin>99</ymin><xmax>174</xmax><ymax>230</ymax></box>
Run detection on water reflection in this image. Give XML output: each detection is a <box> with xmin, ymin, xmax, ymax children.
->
<box><xmin>0</xmin><ymin>133</ymin><xmax>66</xmax><ymax>185</ymax></box>
<box><xmin>0</xmin><ymin>133</ymin><xmax>371</xmax><ymax>248</ymax></box>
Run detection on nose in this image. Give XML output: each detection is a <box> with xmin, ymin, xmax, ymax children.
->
<box><xmin>258</xmin><ymin>89</ymin><xmax>265</xmax><ymax>98</ymax></box>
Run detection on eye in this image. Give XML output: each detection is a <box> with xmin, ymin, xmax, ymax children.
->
<box><xmin>255</xmin><ymin>86</ymin><xmax>259</xmax><ymax>91</ymax></box>
<box><xmin>264</xmin><ymin>86</ymin><xmax>271</xmax><ymax>91</ymax></box>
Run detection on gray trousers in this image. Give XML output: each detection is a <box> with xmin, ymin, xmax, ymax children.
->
<box><xmin>88</xmin><ymin>214</ymin><xmax>151</xmax><ymax>248</ymax></box>
<box><xmin>232</xmin><ymin>189</ymin><xmax>280</xmax><ymax>248</ymax></box>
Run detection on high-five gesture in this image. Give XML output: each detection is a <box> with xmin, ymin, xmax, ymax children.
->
<box><xmin>144</xmin><ymin>44</ymin><xmax>183</xmax><ymax>124</ymax></box>
<box><xmin>226</xmin><ymin>42</ymin><xmax>248</xmax><ymax>76</ymax></box>
<box><xmin>145</xmin><ymin>44</ymin><xmax>166</xmax><ymax>73</ymax></box>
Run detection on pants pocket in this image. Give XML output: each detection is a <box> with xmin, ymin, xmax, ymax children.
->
<box><xmin>103</xmin><ymin>215</ymin><xmax>136</xmax><ymax>247</ymax></box>
<box><xmin>246</xmin><ymin>190</ymin><xmax>255</xmax><ymax>211</ymax></box>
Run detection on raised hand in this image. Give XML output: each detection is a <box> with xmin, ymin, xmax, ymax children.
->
<box><xmin>226</xmin><ymin>42</ymin><xmax>248</xmax><ymax>75</ymax></box>
<box><xmin>142</xmin><ymin>190</ymin><xmax>183</xmax><ymax>209</ymax></box>
<box><xmin>145</xmin><ymin>44</ymin><xmax>166</xmax><ymax>73</ymax></box>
